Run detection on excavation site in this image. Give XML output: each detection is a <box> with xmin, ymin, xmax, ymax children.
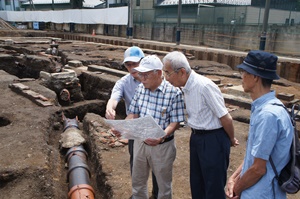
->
<box><xmin>0</xmin><ymin>31</ymin><xmax>300</xmax><ymax>199</ymax></box>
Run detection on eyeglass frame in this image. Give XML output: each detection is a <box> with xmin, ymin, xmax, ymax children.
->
<box><xmin>163</xmin><ymin>68</ymin><xmax>183</xmax><ymax>78</ymax></box>
<box><xmin>138</xmin><ymin>70</ymin><xmax>157</xmax><ymax>79</ymax></box>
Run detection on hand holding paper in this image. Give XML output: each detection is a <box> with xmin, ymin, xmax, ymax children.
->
<box><xmin>104</xmin><ymin>115</ymin><xmax>166</xmax><ymax>140</ymax></box>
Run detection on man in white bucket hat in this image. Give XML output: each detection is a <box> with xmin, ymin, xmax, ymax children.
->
<box><xmin>114</xmin><ymin>55</ymin><xmax>185</xmax><ymax>199</ymax></box>
<box><xmin>106</xmin><ymin>47</ymin><xmax>160</xmax><ymax>198</ymax></box>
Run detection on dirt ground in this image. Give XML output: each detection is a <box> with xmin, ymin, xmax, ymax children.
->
<box><xmin>0</xmin><ymin>36</ymin><xmax>300</xmax><ymax>199</ymax></box>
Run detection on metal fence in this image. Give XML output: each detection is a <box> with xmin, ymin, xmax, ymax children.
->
<box><xmin>134</xmin><ymin>6</ymin><xmax>300</xmax><ymax>26</ymax></box>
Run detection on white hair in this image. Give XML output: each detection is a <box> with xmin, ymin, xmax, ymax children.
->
<box><xmin>162</xmin><ymin>51</ymin><xmax>191</xmax><ymax>74</ymax></box>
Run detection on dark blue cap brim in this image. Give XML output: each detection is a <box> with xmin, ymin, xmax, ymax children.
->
<box><xmin>237</xmin><ymin>63</ymin><xmax>280</xmax><ymax>80</ymax></box>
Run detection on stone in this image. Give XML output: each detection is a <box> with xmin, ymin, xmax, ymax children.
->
<box><xmin>277</xmin><ymin>93</ymin><xmax>295</xmax><ymax>101</ymax></box>
<box><xmin>35</xmin><ymin>99</ymin><xmax>53</xmax><ymax>107</ymax></box>
<box><xmin>23</xmin><ymin>89</ymin><xmax>40</xmax><ymax>98</ymax></box>
<box><xmin>5</xmin><ymin>39</ymin><xmax>14</xmax><ymax>45</ymax></box>
<box><xmin>211</xmin><ymin>78</ymin><xmax>221</xmax><ymax>84</ymax></box>
<box><xmin>40</xmin><ymin>71</ymin><xmax>52</xmax><ymax>80</ymax></box>
<box><xmin>88</xmin><ymin>64</ymin><xmax>127</xmax><ymax>77</ymax></box>
<box><xmin>9</xmin><ymin>83</ymin><xmax>30</xmax><ymax>91</ymax></box>
<box><xmin>60</xmin><ymin>128</ymin><xmax>86</xmax><ymax>149</ymax></box>
<box><xmin>68</xmin><ymin>60</ymin><xmax>83</xmax><ymax>68</ymax></box>
<box><xmin>51</xmin><ymin>70</ymin><xmax>76</xmax><ymax>80</ymax></box>
<box><xmin>225</xmin><ymin>85</ymin><xmax>250</xmax><ymax>99</ymax></box>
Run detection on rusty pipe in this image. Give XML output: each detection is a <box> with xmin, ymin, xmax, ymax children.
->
<box><xmin>68</xmin><ymin>184</ymin><xmax>95</xmax><ymax>199</ymax></box>
<box><xmin>62</xmin><ymin>114</ymin><xmax>95</xmax><ymax>199</ymax></box>
<box><xmin>66</xmin><ymin>145</ymin><xmax>95</xmax><ymax>199</ymax></box>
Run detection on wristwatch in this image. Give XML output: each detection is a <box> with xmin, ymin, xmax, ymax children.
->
<box><xmin>160</xmin><ymin>136</ymin><xmax>166</xmax><ymax>144</ymax></box>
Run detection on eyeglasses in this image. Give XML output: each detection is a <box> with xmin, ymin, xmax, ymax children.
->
<box><xmin>163</xmin><ymin>68</ymin><xmax>182</xmax><ymax>78</ymax></box>
<box><xmin>138</xmin><ymin>71</ymin><xmax>156</xmax><ymax>79</ymax></box>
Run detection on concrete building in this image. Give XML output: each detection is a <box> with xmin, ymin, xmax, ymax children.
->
<box><xmin>0</xmin><ymin>0</ymin><xmax>21</xmax><ymax>11</ymax></box>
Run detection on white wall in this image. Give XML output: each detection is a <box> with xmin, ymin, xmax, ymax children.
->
<box><xmin>0</xmin><ymin>7</ymin><xmax>128</xmax><ymax>25</ymax></box>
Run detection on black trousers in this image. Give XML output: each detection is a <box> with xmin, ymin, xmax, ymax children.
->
<box><xmin>189</xmin><ymin>128</ymin><xmax>230</xmax><ymax>199</ymax></box>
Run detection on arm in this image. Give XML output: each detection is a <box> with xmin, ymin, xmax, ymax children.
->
<box><xmin>144</xmin><ymin>122</ymin><xmax>180</xmax><ymax>146</ymax></box>
<box><xmin>106</xmin><ymin>76</ymin><xmax>129</xmax><ymax>119</ymax></box>
<box><xmin>110</xmin><ymin>113</ymin><xmax>138</xmax><ymax>137</ymax></box>
<box><xmin>105</xmin><ymin>98</ymin><xmax>119</xmax><ymax>119</ymax></box>
<box><xmin>233</xmin><ymin>158</ymin><xmax>267</xmax><ymax>197</ymax></box>
<box><xmin>226</xmin><ymin>162</ymin><xmax>243</xmax><ymax>198</ymax></box>
<box><xmin>126</xmin><ymin>113</ymin><xmax>139</xmax><ymax>120</ymax></box>
<box><xmin>220</xmin><ymin>113</ymin><xmax>239</xmax><ymax>147</ymax></box>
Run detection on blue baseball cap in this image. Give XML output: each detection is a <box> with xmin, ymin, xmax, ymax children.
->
<box><xmin>123</xmin><ymin>46</ymin><xmax>145</xmax><ymax>64</ymax></box>
<box><xmin>237</xmin><ymin>50</ymin><xmax>280</xmax><ymax>80</ymax></box>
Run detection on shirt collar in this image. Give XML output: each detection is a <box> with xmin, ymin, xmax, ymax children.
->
<box><xmin>182</xmin><ymin>70</ymin><xmax>195</xmax><ymax>93</ymax></box>
<box><xmin>156</xmin><ymin>79</ymin><xmax>167</xmax><ymax>94</ymax></box>
<box><xmin>130</xmin><ymin>75</ymin><xmax>140</xmax><ymax>83</ymax></box>
<box><xmin>251</xmin><ymin>90</ymin><xmax>276</xmax><ymax>112</ymax></box>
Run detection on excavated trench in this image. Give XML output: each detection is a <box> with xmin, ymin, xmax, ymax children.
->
<box><xmin>0</xmin><ymin>38</ymin><xmax>128</xmax><ymax>199</ymax></box>
<box><xmin>1</xmin><ymin>36</ymin><xmax>300</xmax><ymax>199</ymax></box>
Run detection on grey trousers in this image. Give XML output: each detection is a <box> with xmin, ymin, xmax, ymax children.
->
<box><xmin>132</xmin><ymin>139</ymin><xmax>176</xmax><ymax>199</ymax></box>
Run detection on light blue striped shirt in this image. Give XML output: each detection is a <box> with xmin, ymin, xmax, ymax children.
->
<box><xmin>241</xmin><ymin>91</ymin><xmax>293</xmax><ymax>199</ymax></box>
<box><xmin>110</xmin><ymin>74</ymin><xmax>140</xmax><ymax>115</ymax></box>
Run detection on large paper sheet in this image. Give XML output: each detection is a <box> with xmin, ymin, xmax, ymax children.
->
<box><xmin>104</xmin><ymin>115</ymin><xmax>166</xmax><ymax>140</ymax></box>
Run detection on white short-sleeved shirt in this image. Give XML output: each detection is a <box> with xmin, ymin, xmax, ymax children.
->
<box><xmin>181</xmin><ymin>70</ymin><xmax>228</xmax><ymax>130</ymax></box>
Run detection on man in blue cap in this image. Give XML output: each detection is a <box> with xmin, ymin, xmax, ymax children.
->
<box><xmin>226</xmin><ymin>50</ymin><xmax>294</xmax><ymax>199</ymax></box>
<box><xmin>106</xmin><ymin>46</ymin><xmax>159</xmax><ymax>198</ymax></box>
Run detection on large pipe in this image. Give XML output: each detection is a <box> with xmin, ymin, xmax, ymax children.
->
<box><xmin>66</xmin><ymin>146</ymin><xmax>95</xmax><ymax>199</ymax></box>
<box><xmin>62</xmin><ymin>114</ymin><xmax>95</xmax><ymax>199</ymax></box>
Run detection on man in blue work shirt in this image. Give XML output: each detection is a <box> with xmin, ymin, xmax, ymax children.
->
<box><xmin>226</xmin><ymin>50</ymin><xmax>294</xmax><ymax>199</ymax></box>
<box><xmin>106</xmin><ymin>46</ymin><xmax>159</xmax><ymax>198</ymax></box>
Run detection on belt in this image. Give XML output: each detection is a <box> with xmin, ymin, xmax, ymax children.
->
<box><xmin>191</xmin><ymin>127</ymin><xmax>223</xmax><ymax>135</ymax></box>
<box><xmin>143</xmin><ymin>135</ymin><xmax>174</xmax><ymax>145</ymax></box>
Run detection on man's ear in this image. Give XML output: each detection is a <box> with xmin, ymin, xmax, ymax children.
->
<box><xmin>157</xmin><ymin>70</ymin><xmax>163</xmax><ymax>76</ymax></box>
<box><xmin>253</xmin><ymin>75</ymin><xmax>260</xmax><ymax>82</ymax></box>
<box><xmin>179</xmin><ymin>68</ymin><xmax>186</xmax><ymax>77</ymax></box>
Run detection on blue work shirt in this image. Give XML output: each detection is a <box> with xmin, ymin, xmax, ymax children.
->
<box><xmin>241</xmin><ymin>91</ymin><xmax>293</xmax><ymax>199</ymax></box>
<box><xmin>110</xmin><ymin>74</ymin><xmax>140</xmax><ymax>115</ymax></box>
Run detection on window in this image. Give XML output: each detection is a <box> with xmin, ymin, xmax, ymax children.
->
<box><xmin>5</xmin><ymin>0</ymin><xmax>11</xmax><ymax>5</ymax></box>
